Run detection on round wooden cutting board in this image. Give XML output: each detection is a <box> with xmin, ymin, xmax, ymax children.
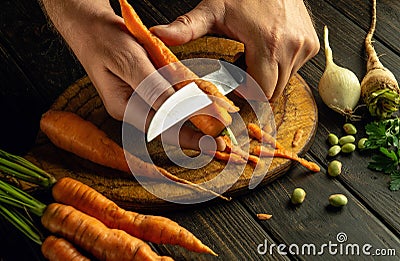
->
<box><xmin>28</xmin><ymin>37</ymin><xmax>318</xmax><ymax>211</ymax></box>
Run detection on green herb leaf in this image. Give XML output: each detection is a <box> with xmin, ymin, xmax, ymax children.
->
<box><xmin>379</xmin><ymin>147</ymin><xmax>398</xmax><ymax>162</ymax></box>
<box><xmin>368</xmin><ymin>152</ymin><xmax>398</xmax><ymax>174</ymax></box>
<box><xmin>389</xmin><ymin>170</ymin><xmax>400</xmax><ymax>191</ymax></box>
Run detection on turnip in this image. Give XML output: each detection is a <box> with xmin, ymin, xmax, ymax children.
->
<box><xmin>360</xmin><ymin>0</ymin><xmax>400</xmax><ymax>119</ymax></box>
<box><xmin>318</xmin><ymin>25</ymin><xmax>361</xmax><ymax>119</ymax></box>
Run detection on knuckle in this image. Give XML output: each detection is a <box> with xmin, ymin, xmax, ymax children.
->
<box><xmin>104</xmin><ymin>104</ymin><xmax>124</xmax><ymax>121</ymax></box>
<box><xmin>175</xmin><ymin>14</ymin><xmax>193</xmax><ymax>27</ymax></box>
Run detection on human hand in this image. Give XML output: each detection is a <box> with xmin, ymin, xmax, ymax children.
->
<box><xmin>40</xmin><ymin>0</ymin><xmax>224</xmax><ymax>150</ymax></box>
<box><xmin>151</xmin><ymin>0</ymin><xmax>320</xmax><ymax>102</ymax></box>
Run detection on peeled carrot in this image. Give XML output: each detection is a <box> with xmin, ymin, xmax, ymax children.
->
<box><xmin>252</xmin><ymin>146</ymin><xmax>320</xmax><ymax>172</ymax></box>
<box><xmin>119</xmin><ymin>0</ymin><xmax>239</xmax><ymax>137</ymax></box>
<box><xmin>41</xmin><ymin>203</ymin><xmax>173</xmax><ymax>261</ymax></box>
<box><xmin>247</xmin><ymin>123</ymin><xmax>283</xmax><ymax>149</ymax></box>
<box><xmin>51</xmin><ymin>177</ymin><xmax>218</xmax><ymax>256</ymax></box>
<box><xmin>41</xmin><ymin>235</ymin><xmax>90</xmax><ymax>261</ymax></box>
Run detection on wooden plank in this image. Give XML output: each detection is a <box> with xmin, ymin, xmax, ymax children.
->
<box><xmin>0</xmin><ymin>39</ymin><xmax>47</xmax><ymax>153</ymax></box>
<box><xmin>323</xmin><ymin>0</ymin><xmax>400</xmax><ymax>55</ymax></box>
<box><xmin>156</xmin><ymin>201</ymin><xmax>289</xmax><ymax>260</ymax></box>
<box><xmin>0</xmin><ymin>0</ymin><xmax>85</xmax><ymax>104</ymax></box>
<box><xmin>240</xmin><ymin>162</ymin><xmax>400</xmax><ymax>259</ymax></box>
<box><xmin>307</xmin><ymin>0</ymin><xmax>400</xmax><ymax>79</ymax></box>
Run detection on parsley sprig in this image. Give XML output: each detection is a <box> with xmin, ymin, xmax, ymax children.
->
<box><xmin>364</xmin><ymin>118</ymin><xmax>400</xmax><ymax>191</ymax></box>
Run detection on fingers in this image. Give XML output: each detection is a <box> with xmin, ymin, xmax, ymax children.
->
<box><xmin>88</xmin><ymin>69</ymin><xmax>134</xmax><ymax>121</ymax></box>
<box><xmin>150</xmin><ymin>2</ymin><xmax>217</xmax><ymax>46</ymax></box>
<box><xmin>100</xmin><ymin>25</ymin><xmax>175</xmax><ymax>110</ymax></box>
<box><xmin>134</xmin><ymin>70</ymin><xmax>175</xmax><ymax>110</ymax></box>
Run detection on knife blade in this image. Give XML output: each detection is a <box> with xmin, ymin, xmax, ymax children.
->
<box><xmin>147</xmin><ymin>57</ymin><xmax>246</xmax><ymax>142</ymax></box>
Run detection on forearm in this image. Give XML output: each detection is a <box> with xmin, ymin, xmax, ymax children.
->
<box><xmin>39</xmin><ymin>0</ymin><xmax>116</xmax><ymax>57</ymax></box>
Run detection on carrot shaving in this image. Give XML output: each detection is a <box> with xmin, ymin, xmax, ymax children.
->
<box><xmin>253</xmin><ymin>145</ymin><xmax>320</xmax><ymax>172</ymax></box>
<box><xmin>247</xmin><ymin>123</ymin><xmax>283</xmax><ymax>149</ymax></box>
<box><xmin>156</xmin><ymin>166</ymin><xmax>231</xmax><ymax>201</ymax></box>
<box><xmin>292</xmin><ymin>128</ymin><xmax>304</xmax><ymax>147</ymax></box>
<box><xmin>212</xmin><ymin>150</ymin><xmax>247</xmax><ymax>164</ymax></box>
<box><xmin>256</xmin><ymin>213</ymin><xmax>272</xmax><ymax>220</ymax></box>
<box><xmin>221</xmin><ymin>135</ymin><xmax>260</xmax><ymax>165</ymax></box>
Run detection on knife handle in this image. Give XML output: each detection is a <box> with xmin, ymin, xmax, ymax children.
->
<box><xmin>220</xmin><ymin>53</ymin><xmax>247</xmax><ymax>84</ymax></box>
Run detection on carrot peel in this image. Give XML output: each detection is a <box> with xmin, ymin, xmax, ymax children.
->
<box><xmin>253</xmin><ymin>146</ymin><xmax>320</xmax><ymax>172</ymax></box>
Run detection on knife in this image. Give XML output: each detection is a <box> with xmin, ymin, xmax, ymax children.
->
<box><xmin>147</xmin><ymin>55</ymin><xmax>247</xmax><ymax>142</ymax></box>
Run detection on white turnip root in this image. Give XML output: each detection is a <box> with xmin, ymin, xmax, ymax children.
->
<box><xmin>318</xmin><ymin>25</ymin><xmax>361</xmax><ymax>119</ymax></box>
<box><xmin>360</xmin><ymin>0</ymin><xmax>400</xmax><ymax>119</ymax></box>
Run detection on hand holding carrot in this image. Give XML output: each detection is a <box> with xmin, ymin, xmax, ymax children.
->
<box><xmin>40</xmin><ymin>0</ymin><xmax>223</xmax><ymax>151</ymax></box>
<box><xmin>150</xmin><ymin>0</ymin><xmax>320</xmax><ymax>102</ymax></box>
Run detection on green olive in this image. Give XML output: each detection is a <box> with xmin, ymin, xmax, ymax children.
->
<box><xmin>291</xmin><ymin>188</ymin><xmax>306</xmax><ymax>204</ymax></box>
<box><xmin>341</xmin><ymin>143</ymin><xmax>356</xmax><ymax>153</ymax></box>
<box><xmin>328</xmin><ymin>145</ymin><xmax>341</xmax><ymax>157</ymax></box>
<box><xmin>358</xmin><ymin>138</ymin><xmax>368</xmax><ymax>150</ymax></box>
<box><xmin>329</xmin><ymin>194</ymin><xmax>348</xmax><ymax>207</ymax></box>
<box><xmin>339</xmin><ymin>135</ymin><xmax>356</xmax><ymax>145</ymax></box>
<box><xmin>327</xmin><ymin>133</ymin><xmax>339</xmax><ymax>145</ymax></box>
<box><xmin>328</xmin><ymin>160</ymin><xmax>342</xmax><ymax>177</ymax></box>
<box><xmin>343</xmin><ymin>123</ymin><xmax>357</xmax><ymax>135</ymax></box>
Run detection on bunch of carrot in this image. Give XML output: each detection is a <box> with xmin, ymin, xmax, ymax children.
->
<box><xmin>0</xmin><ymin>150</ymin><xmax>218</xmax><ymax>260</ymax></box>
<box><xmin>41</xmin><ymin>176</ymin><xmax>217</xmax><ymax>260</ymax></box>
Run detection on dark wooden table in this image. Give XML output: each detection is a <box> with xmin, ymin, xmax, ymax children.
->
<box><xmin>1</xmin><ymin>0</ymin><xmax>399</xmax><ymax>260</ymax></box>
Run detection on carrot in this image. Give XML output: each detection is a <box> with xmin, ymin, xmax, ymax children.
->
<box><xmin>118</xmin><ymin>0</ymin><xmax>239</xmax><ymax>137</ymax></box>
<box><xmin>41</xmin><ymin>203</ymin><xmax>173</xmax><ymax>261</ymax></box>
<box><xmin>212</xmin><ymin>150</ymin><xmax>247</xmax><ymax>164</ymax></box>
<box><xmin>256</xmin><ymin>213</ymin><xmax>272</xmax><ymax>220</ymax></box>
<box><xmin>41</xmin><ymin>110</ymin><xmax>228</xmax><ymax>200</ymax></box>
<box><xmin>40</xmin><ymin>110</ymin><xmax>130</xmax><ymax>173</ymax></box>
<box><xmin>221</xmin><ymin>135</ymin><xmax>260</xmax><ymax>165</ymax></box>
<box><xmin>247</xmin><ymin>123</ymin><xmax>283</xmax><ymax>149</ymax></box>
<box><xmin>41</xmin><ymin>235</ymin><xmax>90</xmax><ymax>261</ymax></box>
<box><xmin>51</xmin><ymin>177</ymin><xmax>218</xmax><ymax>256</ymax></box>
<box><xmin>360</xmin><ymin>0</ymin><xmax>400</xmax><ymax>119</ymax></box>
<box><xmin>252</xmin><ymin>146</ymin><xmax>320</xmax><ymax>172</ymax></box>
<box><xmin>292</xmin><ymin>128</ymin><xmax>304</xmax><ymax>147</ymax></box>
<box><xmin>155</xmin><ymin>166</ymin><xmax>231</xmax><ymax>201</ymax></box>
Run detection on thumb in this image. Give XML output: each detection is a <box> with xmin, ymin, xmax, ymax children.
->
<box><xmin>150</xmin><ymin>4</ymin><xmax>216</xmax><ymax>46</ymax></box>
